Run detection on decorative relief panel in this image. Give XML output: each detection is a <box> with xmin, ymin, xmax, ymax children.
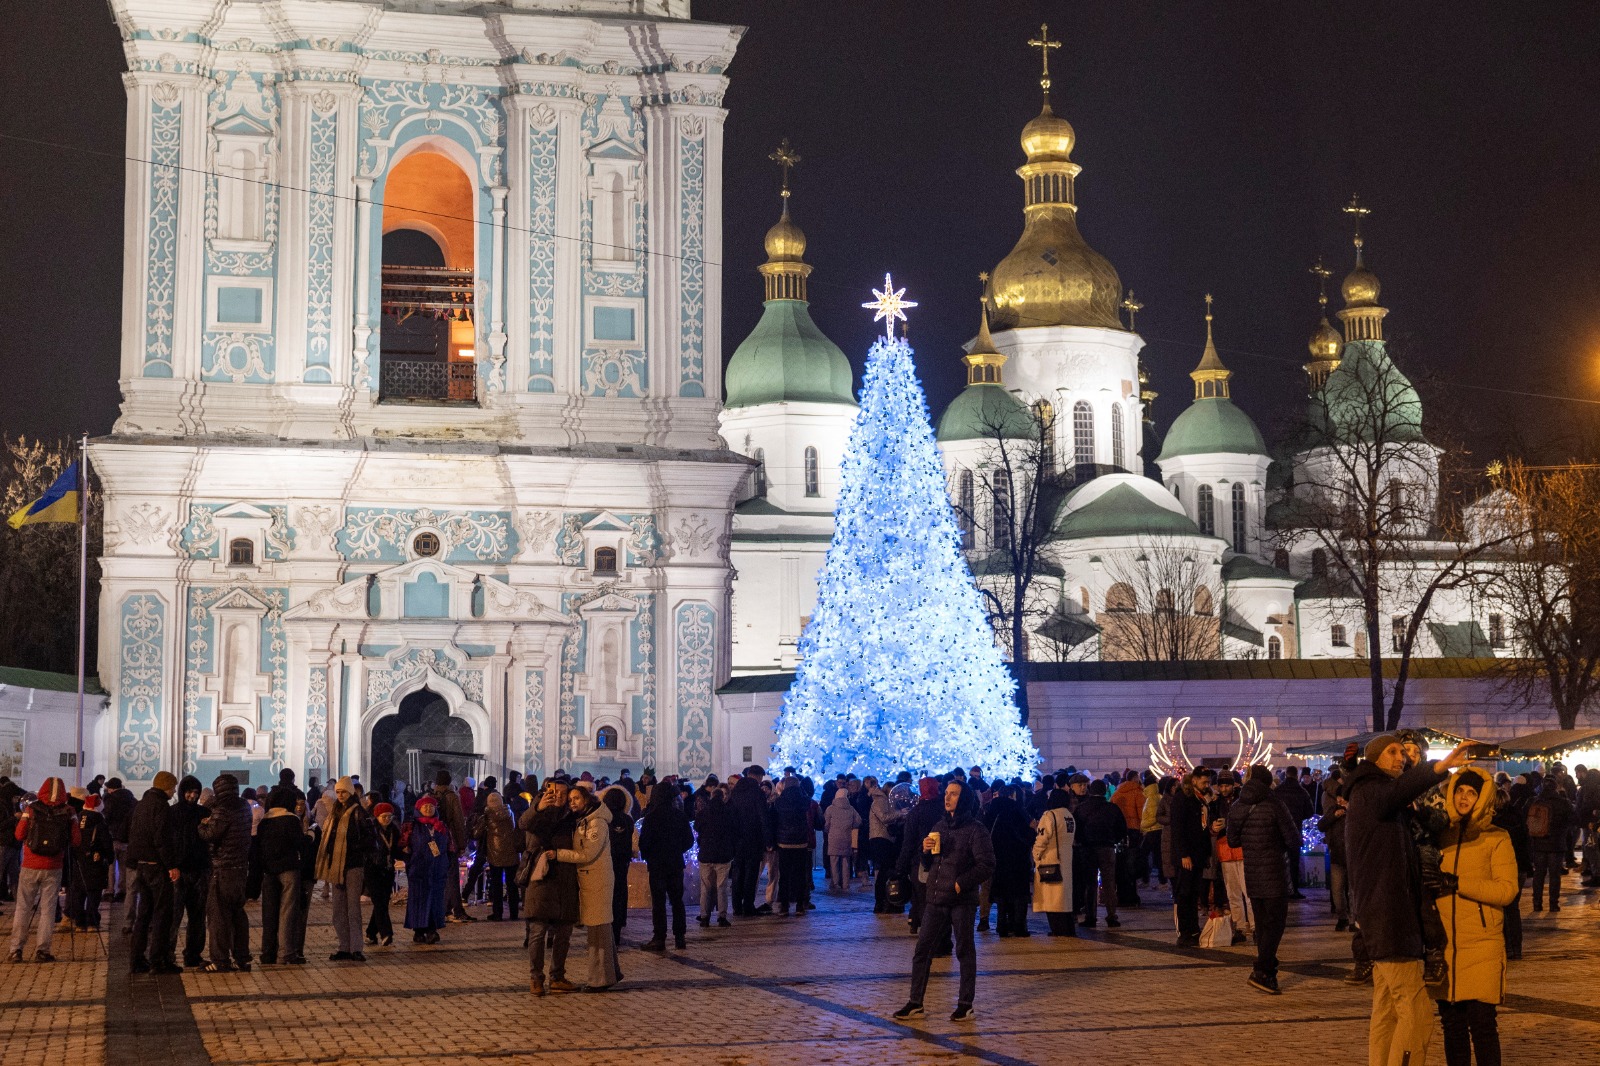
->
<box><xmin>673</xmin><ymin>601</ymin><xmax>715</xmax><ymax>778</ymax></box>
<box><xmin>677</xmin><ymin>118</ymin><xmax>706</xmax><ymax>397</ymax></box>
<box><xmin>143</xmin><ymin>97</ymin><xmax>182</xmax><ymax>378</ymax></box>
<box><xmin>116</xmin><ymin>595</ymin><xmax>166</xmax><ymax>780</ymax></box>
<box><xmin>523</xmin><ymin>668</ymin><xmax>545</xmax><ymax>779</ymax></box>
<box><xmin>303</xmin><ymin>104</ymin><xmax>339</xmax><ymax>383</ymax></box>
<box><xmin>305</xmin><ymin>666</ymin><xmax>329</xmax><ymax>772</ymax></box>
<box><xmin>365</xmin><ymin>647</ymin><xmax>485</xmax><ymax>710</ymax></box>
<box><xmin>337</xmin><ymin>507</ymin><xmax>516</xmax><ymax>563</ymax></box>
<box><xmin>527</xmin><ymin>106</ymin><xmax>559</xmax><ymax>392</ymax></box>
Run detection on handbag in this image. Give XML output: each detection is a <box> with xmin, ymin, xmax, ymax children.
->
<box><xmin>1198</xmin><ymin>909</ymin><xmax>1234</xmax><ymax>949</ymax></box>
<box><xmin>1037</xmin><ymin>863</ymin><xmax>1063</xmax><ymax>884</ymax></box>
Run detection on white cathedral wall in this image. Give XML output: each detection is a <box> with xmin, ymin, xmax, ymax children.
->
<box><xmin>1157</xmin><ymin>452</ymin><xmax>1271</xmax><ymax>560</ymax></box>
<box><xmin>991</xmin><ymin>325</ymin><xmax>1146</xmax><ymax>466</ymax></box>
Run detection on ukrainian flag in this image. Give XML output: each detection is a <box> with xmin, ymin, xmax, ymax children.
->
<box><xmin>7</xmin><ymin>462</ymin><xmax>81</xmax><ymax>529</ymax></box>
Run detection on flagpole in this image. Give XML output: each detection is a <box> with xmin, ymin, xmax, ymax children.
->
<box><xmin>75</xmin><ymin>433</ymin><xmax>88</xmax><ymax>789</ymax></box>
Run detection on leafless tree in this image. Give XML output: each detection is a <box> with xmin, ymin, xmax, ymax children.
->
<box><xmin>1097</xmin><ymin>536</ymin><xmax>1223</xmax><ymax>661</ymax></box>
<box><xmin>1477</xmin><ymin>460</ymin><xmax>1600</xmax><ymax>729</ymax></box>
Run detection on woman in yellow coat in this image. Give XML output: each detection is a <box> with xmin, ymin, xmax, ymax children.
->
<box><xmin>1435</xmin><ymin>768</ymin><xmax>1519</xmax><ymax>1066</ymax></box>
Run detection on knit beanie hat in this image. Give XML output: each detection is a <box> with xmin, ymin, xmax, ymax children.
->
<box><xmin>266</xmin><ymin>789</ymin><xmax>294</xmax><ymax>812</ymax></box>
<box><xmin>1364</xmin><ymin>734</ymin><xmax>1401</xmax><ymax>762</ymax></box>
<box><xmin>1249</xmin><ymin>765</ymin><xmax>1274</xmax><ymax>787</ymax></box>
<box><xmin>1455</xmin><ymin>768</ymin><xmax>1487</xmax><ymax>794</ymax></box>
<box><xmin>373</xmin><ymin>802</ymin><xmax>394</xmax><ymax>819</ymax></box>
<box><xmin>335</xmin><ymin>776</ymin><xmax>353</xmax><ymax>793</ymax></box>
<box><xmin>152</xmin><ymin>770</ymin><xmax>179</xmax><ymax>792</ymax></box>
<box><xmin>416</xmin><ymin>795</ymin><xmax>438</xmax><ymax>816</ymax></box>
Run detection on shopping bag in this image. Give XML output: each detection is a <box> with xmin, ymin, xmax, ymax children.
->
<box><xmin>1198</xmin><ymin>910</ymin><xmax>1234</xmax><ymax>949</ymax></box>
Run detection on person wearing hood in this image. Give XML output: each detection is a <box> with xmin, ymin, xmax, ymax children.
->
<box><xmin>556</xmin><ymin>783</ymin><xmax>619</xmax><ymax>990</ymax></box>
<box><xmin>727</xmin><ymin>765</ymin><xmax>770</xmax><ymax>917</ymax></box>
<box><xmin>1433</xmin><ymin>768</ymin><xmax>1518</xmax><ymax>1066</ymax></box>
<box><xmin>1345</xmin><ymin>735</ymin><xmax>1476</xmax><ymax>1066</ymax></box>
<box><xmin>1274</xmin><ymin>770</ymin><xmax>1315</xmax><ymax>899</ymax></box>
<box><xmin>67</xmin><ymin>792</ymin><xmax>112</xmax><ymax>931</ymax></box>
<box><xmin>894</xmin><ymin>781</ymin><xmax>995</xmax><ymax>1023</ymax></box>
<box><xmin>126</xmin><ymin>771</ymin><xmax>180</xmax><ymax>972</ymax></box>
<box><xmin>316</xmin><ymin>776</ymin><xmax>371</xmax><ymax>961</ymax></box>
<box><xmin>522</xmin><ymin>779</ymin><xmax>580</xmax><ymax>995</ymax></box>
<box><xmin>822</xmin><ymin>785</ymin><xmax>861</xmax><ymax>893</ymax></box>
<box><xmin>773</xmin><ymin>776</ymin><xmax>817</xmax><ymax>917</ymax></box>
<box><xmin>599</xmin><ymin>785</ymin><xmax>636</xmax><ymax>942</ymax></box>
<box><xmin>167</xmin><ymin>775</ymin><xmax>210</xmax><ymax>968</ymax></box>
<box><xmin>693</xmin><ymin>778</ymin><xmax>736</xmax><ymax>928</ymax></box>
<box><xmin>7</xmin><ymin>776</ymin><xmax>81</xmax><ymax>963</ymax></box>
<box><xmin>864</xmin><ymin>777</ymin><xmax>901</xmax><ymax>914</ymax></box>
<box><xmin>1227</xmin><ymin>765</ymin><xmax>1302</xmax><ymax>995</ymax></box>
<box><xmin>255</xmin><ymin>790</ymin><xmax>307</xmax><ymax>965</ymax></box>
<box><xmin>1032</xmin><ymin>786</ymin><xmax>1076</xmax><ymax>936</ymax></box>
<box><xmin>197</xmin><ymin>773</ymin><xmax>254</xmax><ymax>972</ymax></box>
<box><xmin>477</xmin><ymin>791</ymin><xmax>521</xmax><ymax>922</ymax></box>
<box><xmin>403</xmin><ymin>794</ymin><xmax>452</xmax><ymax>944</ymax></box>
<box><xmin>895</xmin><ymin>776</ymin><xmax>946</xmax><ymax>936</ymax></box>
<box><xmin>639</xmin><ymin>781</ymin><xmax>695</xmax><ymax>950</ymax></box>
<box><xmin>984</xmin><ymin>784</ymin><xmax>1035</xmax><ymax>937</ymax></box>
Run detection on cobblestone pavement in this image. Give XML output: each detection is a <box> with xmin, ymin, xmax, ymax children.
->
<box><xmin>3</xmin><ymin>875</ymin><xmax>1598</xmax><ymax>1065</ymax></box>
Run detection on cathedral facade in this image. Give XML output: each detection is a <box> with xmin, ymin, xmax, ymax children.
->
<box><xmin>95</xmin><ymin>0</ymin><xmax>746</xmax><ymax>787</ymax></box>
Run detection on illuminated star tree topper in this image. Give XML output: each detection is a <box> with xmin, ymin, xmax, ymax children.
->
<box><xmin>862</xmin><ymin>272</ymin><xmax>917</xmax><ymax>340</ymax></box>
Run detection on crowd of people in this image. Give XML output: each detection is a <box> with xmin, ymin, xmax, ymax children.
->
<box><xmin>0</xmin><ymin>738</ymin><xmax>1593</xmax><ymax>1059</ymax></box>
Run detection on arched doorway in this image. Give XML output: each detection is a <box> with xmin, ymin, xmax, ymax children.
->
<box><xmin>370</xmin><ymin>688</ymin><xmax>479</xmax><ymax>799</ymax></box>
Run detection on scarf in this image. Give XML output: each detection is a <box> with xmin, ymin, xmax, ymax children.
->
<box><xmin>316</xmin><ymin>797</ymin><xmax>358</xmax><ymax>882</ymax></box>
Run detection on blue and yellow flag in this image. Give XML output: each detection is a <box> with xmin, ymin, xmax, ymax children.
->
<box><xmin>7</xmin><ymin>462</ymin><xmax>81</xmax><ymax>529</ymax></box>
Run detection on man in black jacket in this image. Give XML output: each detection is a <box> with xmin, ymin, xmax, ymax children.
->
<box><xmin>895</xmin><ymin>781</ymin><xmax>995</xmax><ymax>1023</ymax></box>
<box><xmin>198</xmin><ymin>774</ymin><xmax>254</xmax><ymax>972</ymax></box>
<box><xmin>1169</xmin><ymin>769</ymin><xmax>1213</xmax><ymax>947</ymax></box>
<box><xmin>1074</xmin><ymin>780</ymin><xmax>1126</xmax><ymax>929</ymax></box>
<box><xmin>1227</xmin><ymin>765</ymin><xmax>1301</xmax><ymax>994</ymax></box>
<box><xmin>1346</xmin><ymin>734</ymin><xmax>1474</xmax><ymax>1066</ymax></box>
<box><xmin>895</xmin><ymin>777</ymin><xmax>946</xmax><ymax>936</ymax></box>
<box><xmin>102</xmin><ymin>777</ymin><xmax>137</xmax><ymax>910</ymax></box>
<box><xmin>1274</xmin><ymin>771</ymin><xmax>1315</xmax><ymax>899</ymax></box>
<box><xmin>693</xmin><ymin>781</ymin><xmax>736</xmax><ymax>927</ymax></box>
<box><xmin>126</xmin><ymin>771</ymin><xmax>181</xmax><ymax>974</ymax></box>
<box><xmin>166</xmin><ymin>776</ymin><xmax>210</xmax><ymax>968</ymax></box>
<box><xmin>727</xmin><ymin>766</ymin><xmax>770</xmax><ymax>917</ymax></box>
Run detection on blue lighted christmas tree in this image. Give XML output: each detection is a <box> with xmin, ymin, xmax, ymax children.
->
<box><xmin>773</xmin><ymin>276</ymin><xmax>1037</xmax><ymax>780</ymax></box>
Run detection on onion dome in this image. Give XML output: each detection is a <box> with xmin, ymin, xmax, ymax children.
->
<box><xmin>1304</xmin><ymin>259</ymin><xmax>1344</xmax><ymax>392</ymax></box>
<box><xmin>1337</xmin><ymin>196</ymin><xmax>1388</xmax><ymax>342</ymax></box>
<box><xmin>937</xmin><ymin>295</ymin><xmax>1037</xmax><ymax>442</ymax></box>
<box><xmin>1156</xmin><ymin>296</ymin><xmax>1266</xmax><ymax>462</ymax></box>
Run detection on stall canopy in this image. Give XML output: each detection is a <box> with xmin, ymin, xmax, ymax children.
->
<box><xmin>1285</xmin><ymin>727</ymin><xmax>1481</xmax><ymax>758</ymax></box>
<box><xmin>1496</xmin><ymin>728</ymin><xmax>1600</xmax><ymax>761</ymax></box>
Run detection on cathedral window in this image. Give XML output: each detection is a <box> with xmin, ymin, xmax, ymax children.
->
<box><xmin>587</xmin><ymin>158</ymin><xmax>641</xmax><ymax>269</ymax></box>
<box><xmin>213</xmin><ymin>132</ymin><xmax>269</xmax><ymax>243</ymax></box>
<box><xmin>1111</xmin><ymin>403</ymin><xmax>1126</xmax><ymax>469</ymax></box>
<box><xmin>1311</xmin><ymin>548</ymin><xmax>1328</xmax><ymax>578</ymax></box>
<box><xmin>1267</xmin><ymin>636</ymin><xmax>1282</xmax><ymax>660</ymax></box>
<box><xmin>1331</xmin><ymin>624</ymin><xmax>1348</xmax><ymax>647</ymax></box>
<box><xmin>228</xmin><ymin>538</ymin><xmax>255</xmax><ymax>567</ymax></box>
<box><xmin>992</xmin><ymin>470</ymin><xmax>1013</xmax><ymax>552</ymax></box>
<box><xmin>1197</xmin><ymin>484</ymin><xmax>1215</xmax><ymax>536</ymax></box>
<box><xmin>1073</xmin><ymin>401</ymin><xmax>1095</xmax><ymax>467</ymax></box>
<box><xmin>1231</xmin><ymin>482</ymin><xmax>1247</xmax><ymax>554</ymax></box>
<box><xmin>958</xmin><ymin>470</ymin><xmax>975</xmax><ymax>550</ymax></box>
<box><xmin>222</xmin><ymin>725</ymin><xmax>247</xmax><ymax>750</ymax></box>
<box><xmin>412</xmin><ymin>532</ymin><xmax>441</xmax><ymax>558</ymax></box>
<box><xmin>753</xmin><ymin>448</ymin><xmax>768</xmax><ymax>498</ymax></box>
<box><xmin>1273</xmin><ymin>548</ymin><xmax>1290</xmax><ymax>571</ymax></box>
<box><xmin>1489</xmin><ymin>613</ymin><xmax>1506</xmax><ymax>648</ymax></box>
<box><xmin>1391</xmin><ymin>614</ymin><xmax>1407</xmax><ymax>653</ymax></box>
<box><xmin>804</xmin><ymin>447</ymin><xmax>820</xmax><ymax>497</ymax></box>
<box><xmin>596</xmin><ymin>725</ymin><xmax>618</xmax><ymax>751</ymax></box>
<box><xmin>1033</xmin><ymin>401</ymin><xmax>1055</xmax><ymax>466</ymax></box>
<box><xmin>1194</xmin><ymin>587</ymin><xmax>1214</xmax><ymax>616</ymax></box>
<box><xmin>1155</xmin><ymin>588</ymin><xmax>1176</xmax><ymax>614</ymax></box>
<box><xmin>594</xmin><ymin>546</ymin><xmax>618</xmax><ymax>575</ymax></box>
<box><xmin>1105</xmin><ymin>582</ymin><xmax>1136</xmax><ymax>613</ymax></box>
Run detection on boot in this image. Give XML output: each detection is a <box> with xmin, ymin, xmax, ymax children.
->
<box><xmin>1345</xmin><ymin>961</ymin><xmax>1374</xmax><ymax>984</ymax></box>
<box><xmin>531</xmin><ymin>976</ymin><xmax>545</xmax><ymax>997</ymax></box>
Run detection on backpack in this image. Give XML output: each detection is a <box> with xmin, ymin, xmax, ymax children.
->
<box><xmin>1526</xmin><ymin>799</ymin><xmax>1553</xmax><ymax>839</ymax></box>
<box><xmin>25</xmin><ymin>806</ymin><xmax>73</xmax><ymax>858</ymax></box>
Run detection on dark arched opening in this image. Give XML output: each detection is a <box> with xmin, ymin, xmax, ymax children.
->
<box><xmin>370</xmin><ymin>688</ymin><xmax>476</xmax><ymax>797</ymax></box>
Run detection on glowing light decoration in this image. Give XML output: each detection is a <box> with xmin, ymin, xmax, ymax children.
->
<box><xmin>773</xmin><ymin>319</ymin><xmax>1036</xmax><ymax>780</ymax></box>
<box><xmin>1147</xmin><ymin>715</ymin><xmax>1276</xmax><ymax>777</ymax></box>
<box><xmin>861</xmin><ymin>272</ymin><xmax>918</xmax><ymax>340</ymax></box>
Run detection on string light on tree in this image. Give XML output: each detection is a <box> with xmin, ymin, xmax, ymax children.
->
<box><xmin>774</xmin><ymin>278</ymin><xmax>1037</xmax><ymax>780</ymax></box>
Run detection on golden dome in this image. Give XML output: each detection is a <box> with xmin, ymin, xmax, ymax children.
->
<box><xmin>1021</xmin><ymin>104</ymin><xmax>1075</xmax><ymax>163</ymax></box>
<box><xmin>989</xmin><ymin>208</ymin><xmax>1123</xmax><ymax>331</ymax></box>
<box><xmin>1342</xmin><ymin>262</ymin><xmax>1380</xmax><ymax>307</ymax></box>
<box><xmin>764</xmin><ymin>205</ymin><xmax>806</xmax><ymax>262</ymax></box>
<box><xmin>1309</xmin><ymin>316</ymin><xmax>1343</xmax><ymax>359</ymax></box>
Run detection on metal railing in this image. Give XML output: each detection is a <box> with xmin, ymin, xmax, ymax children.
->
<box><xmin>379</xmin><ymin>358</ymin><xmax>477</xmax><ymax>403</ymax></box>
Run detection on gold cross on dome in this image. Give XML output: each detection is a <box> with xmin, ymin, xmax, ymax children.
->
<box><xmin>1310</xmin><ymin>258</ymin><xmax>1332</xmax><ymax>306</ymax></box>
<box><xmin>1343</xmin><ymin>194</ymin><xmax>1371</xmax><ymax>241</ymax></box>
<box><xmin>862</xmin><ymin>272</ymin><xmax>917</xmax><ymax>340</ymax></box>
<box><xmin>1121</xmin><ymin>290</ymin><xmax>1143</xmax><ymax>331</ymax></box>
<box><xmin>769</xmin><ymin>138</ymin><xmax>800</xmax><ymax>198</ymax></box>
<box><xmin>1028</xmin><ymin>23</ymin><xmax>1061</xmax><ymax>96</ymax></box>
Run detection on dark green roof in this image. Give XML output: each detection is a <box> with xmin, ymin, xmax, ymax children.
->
<box><xmin>724</xmin><ymin>299</ymin><xmax>855</xmax><ymax>408</ymax></box>
<box><xmin>1221</xmin><ymin>555</ymin><xmax>1293</xmax><ymax>582</ymax></box>
<box><xmin>0</xmin><ymin>666</ymin><xmax>106</xmax><ymax>695</ymax></box>
<box><xmin>1313</xmin><ymin>339</ymin><xmax>1428</xmax><ymax>446</ymax></box>
<box><xmin>1156</xmin><ymin>397</ymin><xmax>1267</xmax><ymax>461</ymax></box>
<box><xmin>735</xmin><ymin>497</ymin><xmax>832</xmax><ymax>518</ymax></box>
<box><xmin>1055</xmin><ymin>479</ymin><xmax>1210</xmax><ymax>542</ymax></box>
<box><xmin>1427</xmin><ymin>621</ymin><xmax>1493</xmax><ymax>659</ymax></box>
<box><xmin>935</xmin><ymin>384</ymin><xmax>1037</xmax><ymax>443</ymax></box>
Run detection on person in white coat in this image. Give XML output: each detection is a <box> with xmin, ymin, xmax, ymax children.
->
<box><xmin>1032</xmin><ymin>789</ymin><xmax>1077</xmax><ymax>936</ymax></box>
<box><xmin>555</xmin><ymin>784</ymin><xmax>619</xmax><ymax>991</ymax></box>
<box><xmin>823</xmin><ymin>789</ymin><xmax>861</xmax><ymax>892</ymax></box>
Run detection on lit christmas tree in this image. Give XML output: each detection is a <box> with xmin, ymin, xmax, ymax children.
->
<box><xmin>773</xmin><ymin>275</ymin><xmax>1037</xmax><ymax>780</ymax></box>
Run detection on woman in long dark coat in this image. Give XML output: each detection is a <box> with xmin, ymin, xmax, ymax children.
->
<box><xmin>985</xmin><ymin>784</ymin><xmax>1036</xmax><ymax>936</ymax></box>
<box><xmin>404</xmin><ymin>794</ymin><xmax>452</xmax><ymax>944</ymax></box>
<box><xmin>521</xmin><ymin>780</ymin><xmax>580</xmax><ymax>995</ymax></box>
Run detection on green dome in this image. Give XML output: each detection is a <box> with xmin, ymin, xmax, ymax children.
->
<box><xmin>1315</xmin><ymin>339</ymin><xmax>1427</xmax><ymax>445</ymax></box>
<box><xmin>725</xmin><ymin>299</ymin><xmax>855</xmax><ymax>409</ymax></box>
<box><xmin>935</xmin><ymin>385</ymin><xmax>1038</xmax><ymax>443</ymax></box>
<box><xmin>1156</xmin><ymin>397</ymin><xmax>1267</xmax><ymax>462</ymax></box>
<box><xmin>1054</xmin><ymin>473</ymin><xmax>1210</xmax><ymax>541</ymax></box>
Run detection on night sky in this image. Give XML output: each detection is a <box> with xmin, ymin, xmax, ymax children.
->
<box><xmin>5</xmin><ymin>1</ymin><xmax>1599</xmax><ymax>464</ymax></box>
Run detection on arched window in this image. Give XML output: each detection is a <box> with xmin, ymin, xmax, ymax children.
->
<box><xmin>595</xmin><ymin>725</ymin><xmax>618</xmax><ymax>751</ymax></box>
<box><xmin>1230</xmin><ymin>482</ymin><xmax>1247</xmax><ymax>554</ymax></box>
<box><xmin>1155</xmin><ymin>588</ymin><xmax>1176</xmax><ymax>614</ymax></box>
<box><xmin>1331</xmin><ymin>624</ymin><xmax>1348</xmax><ymax>647</ymax></box>
<box><xmin>1172</xmin><ymin>483</ymin><xmax>1181</xmax><ymax>502</ymax></box>
<box><xmin>1388</xmin><ymin>480</ymin><xmax>1407</xmax><ymax>515</ymax></box>
<box><xmin>1079</xmin><ymin>586</ymin><xmax>1090</xmax><ymax>612</ymax></box>
<box><xmin>804</xmin><ymin>446</ymin><xmax>820</xmax><ymax>497</ymax></box>
<box><xmin>1194</xmin><ymin>587</ymin><xmax>1214</xmax><ymax>616</ymax></box>
<box><xmin>1391</xmin><ymin>614</ymin><xmax>1407</xmax><ymax>652</ymax></box>
<box><xmin>753</xmin><ymin>448</ymin><xmax>767</xmax><ymax>498</ymax></box>
<box><xmin>1111</xmin><ymin>402</ymin><xmax>1126</xmax><ymax>469</ymax></box>
<box><xmin>228</xmin><ymin>538</ymin><xmax>254</xmax><ymax>566</ymax></box>
<box><xmin>1267</xmin><ymin>636</ymin><xmax>1283</xmax><ymax>660</ymax></box>
<box><xmin>957</xmin><ymin>470</ymin><xmax>975</xmax><ymax>550</ymax></box>
<box><xmin>222</xmin><ymin>725</ymin><xmax>247</xmax><ymax>749</ymax></box>
<box><xmin>1273</xmin><ymin>548</ymin><xmax>1290</xmax><ymax>571</ymax></box>
<box><xmin>594</xmin><ymin>546</ymin><xmax>618</xmax><ymax>574</ymax></box>
<box><xmin>1197</xmin><ymin>484</ymin><xmax>1215</xmax><ymax>536</ymax></box>
<box><xmin>1105</xmin><ymin>582</ymin><xmax>1136</xmax><ymax>613</ymax></box>
<box><xmin>1489</xmin><ymin>613</ymin><xmax>1506</xmax><ymax>649</ymax></box>
<box><xmin>992</xmin><ymin>469</ymin><xmax>1013</xmax><ymax>552</ymax></box>
<box><xmin>1311</xmin><ymin>548</ymin><xmax>1328</xmax><ymax>578</ymax></box>
<box><xmin>1073</xmin><ymin>401</ymin><xmax>1095</xmax><ymax>467</ymax></box>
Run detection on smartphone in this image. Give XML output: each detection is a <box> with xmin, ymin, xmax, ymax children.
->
<box><xmin>1463</xmin><ymin>743</ymin><xmax>1501</xmax><ymax>760</ymax></box>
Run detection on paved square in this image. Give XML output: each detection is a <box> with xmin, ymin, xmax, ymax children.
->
<box><xmin>3</xmin><ymin>878</ymin><xmax>1598</xmax><ymax>1065</ymax></box>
